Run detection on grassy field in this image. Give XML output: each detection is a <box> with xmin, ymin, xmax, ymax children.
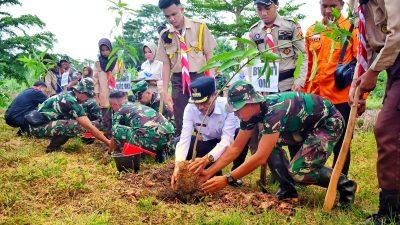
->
<box><xmin>0</xmin><ymin>111</ymin><xmax>384</xmax><ymax>225</ymax></box>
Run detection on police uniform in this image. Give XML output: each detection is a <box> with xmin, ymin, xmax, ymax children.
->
<box><xmin>227</xmin><ymin>80</ymin><xmax>357</xmax><ymax>203</ymax></box>
<box><xmin>249</xmin><ymin>15</ymin><xmax>308</xmax><ymax>92</ymax></box>
<box><xmin>156</xmin><ymin>17</ymin><xmax>217</xmax><ymax>136</ymax></box>
<box><xmin>361</xmin><ymin>0</ymin><xmax>400</xmax><ymax>223</ymax></box>
<box><xmin>112</xmin><ymin>101</ymin><xmax>175</xmax><ymax>161</ymax></box>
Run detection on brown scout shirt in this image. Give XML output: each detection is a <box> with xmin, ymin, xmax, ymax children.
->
<box><xmin>156</xmin><ymin>17</ymin><xmax>217</xmax><ymax>74</ymax></box>
<box><xmin>363</xmin><ymin>0</ymin><xmax>400</xmax><ymax>71</ymax></box>
<box><xmin>249</xmin><ymin>15</ymin><xmax>308</xmax><ymax>91</ymax></box>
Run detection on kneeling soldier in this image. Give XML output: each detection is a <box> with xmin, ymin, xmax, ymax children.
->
<box><xmin>109</xmin><ymin>91</ymin><xmax>175</xmax><ymax>162</ymax></box>
<box><xmin>30</xmin><ymin>78</ymin><xmax>111</xmax><ymax>152</ymax></box>
<box><xmin>130</xmin><ymin>80</ymin><xmax>174</xmax><ymax>122</ymax></box>
<box><xmin>201</xmin><ymin>80</ymin><xmax>357</xmax><ymax>206</ymax></box>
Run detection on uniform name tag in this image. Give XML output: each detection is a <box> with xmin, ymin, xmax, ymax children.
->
<box><xmin>278</xmin><ymin>30</ymin><xmax>293</xmax><ymax>40</ymax></box>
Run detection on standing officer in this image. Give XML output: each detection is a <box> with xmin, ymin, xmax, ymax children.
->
<box><xmin>156</xmin><ymin>0</ymin><xmax>217</xmax><ymax>137</ymax></box>
<box><xmin>248</xmin><ymin>0</ymin><xmax>308</xmax><ymax>190</ymax></box>
<box><xmin>171</xmin><ymin>77</ymin><xmax>248</xmax><ymax>189</ymax></box>
<box><xmin>130</xmin><ymin>80</ymin><xmax>174</xmax><ymax>122</ymax></box>
<box><xmin>351</xmin><ymin>0</ymin><xmax>400</xmax><ymax>223</ymax></box>
<box><xmin>249</xmin><ymin>0</ymin><xmax>307</xmax><ymax>92</ymax></box>
<box><xmin>109</xmin><ymin>91</ymin><xmax>175</xmax><ymax>163</ymax></box>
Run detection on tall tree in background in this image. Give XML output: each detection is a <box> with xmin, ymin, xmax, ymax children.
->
<box><xmin>121</xmin><ymin>4</ymin><xmax>165</xmax><ymax>67</ymax></box>
<box><xmin>0</xmin><ymin>0</ymin><xmax>55</xmax><ymax>82</ymax></box>
<box><xmin>186</xmin><ymin>0</ymin><xmax>305</xmax><ymax>47</ymax></box>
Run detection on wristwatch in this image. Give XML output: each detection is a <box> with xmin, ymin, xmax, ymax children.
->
<box><xmin>207</xmin><ymin>154</ymin><xmax>215</xmax><ymax>163</ymax></box>
<box><xmin>225</xmin><ymin>172</ymin><xmax>236</xmax><ymax>185</ymax></box>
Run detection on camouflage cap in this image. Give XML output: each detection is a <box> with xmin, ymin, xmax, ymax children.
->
<box><xmin>227</xmin><ymin>80</ymin><xmax>264</xmax><ymax>112</ymax></box>
<box><xmin>74</xmin><ymin>78</ymin><xmax>95</xmax><ymax>97</ymax></box>
<box><xmin>131</xmin><ymin>80</ymin><xmax>148</xmax><ymax>95</ymax></box>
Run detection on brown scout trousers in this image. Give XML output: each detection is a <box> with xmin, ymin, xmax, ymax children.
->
<box><xmin>171</xmin><ymin>72</ymin><xmax>203</xmax><ymax>137</ymax></box>
<box><xmin>374</xmin><ymin>54</ymin><xmax>400</xmax><ymax>191</ymax></box>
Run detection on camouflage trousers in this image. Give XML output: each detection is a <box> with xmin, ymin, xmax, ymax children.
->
<box><xmin>113</xmin><ymin>124</ymin><xmax>174</xmax><ymax>154</ymax></box>
<box><xmin>31</xmin><ymin>120</ymin><xmax>85</xmax><ymax>138</ymax></box>
<box><xmin>279</xmin><ymin>108</ymin><xmax>345</xmax><ymax>185</ymax></box>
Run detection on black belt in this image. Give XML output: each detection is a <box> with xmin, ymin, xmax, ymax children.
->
<box><xmin>172</xmin><ymin>72</ymin><xmax>202</xmax><ymax>76</ymax></box>
<box><xmin>279</xmin><ymin>69</ymin><xmax>295</xmax><ymax>82</ymax></box>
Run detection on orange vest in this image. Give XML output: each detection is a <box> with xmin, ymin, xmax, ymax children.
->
<box><xmin>304</xmin><ymin>16</ymin><xmax>358</xmax><ymax>104</ymax></box>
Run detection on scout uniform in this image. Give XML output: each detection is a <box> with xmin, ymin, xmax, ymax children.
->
<box><xmin>249</xmin><ymin>13</ymin><xmax>308</xmax><ymax>92</ymax></box>
<box><xmin>31</xmin><ymin>79</ymin><xmax>94</xmax><ymax>139</ymax></box>
<box><xmin>156</xmin><ymin>17</ymin><xmax>216</xmax><ymax>136</ymax></box>
<box><xmin>112</xmin><ymin>101</ymin><xmax>175</xmax><ymax>162</ymax></box>
<box><xmin>130</xmin><ymin>80</ymin><xmax>174</xmax><ymax>122</ymax></box>
<box><xmin>227</xmin><ymin>80</ymin><xmax>357</xmax><ymax>203</ymax></box>
<box><xmin>305</xmin><ymin>15</ymin><xmax>358</xmax><ymax>176</ymax></box>
<box><xmin>361</xmin><ymin>0</ymin><xmax>400</xmax><ymax>223</ymax></box>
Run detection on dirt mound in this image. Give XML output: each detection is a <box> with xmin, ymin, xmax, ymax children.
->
<box><xmin>119</xmin><ymin>162</ymin><xmax>294</xmax><ymax>215</ymax></box>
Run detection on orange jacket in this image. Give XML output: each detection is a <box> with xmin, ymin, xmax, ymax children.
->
<box><xmin>304</xmin><ymin>16</ymin><xmax>358</xmax><ymax>104</ymax></box>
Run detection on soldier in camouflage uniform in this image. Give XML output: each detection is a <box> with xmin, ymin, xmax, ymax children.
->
<box><xmin>109</xmin><ymin>90</ymin><xmax>175</xmax><ymax>163</ymax></box>
<box><xmin>81</xmin><ymin>97</ymin><xmax>102</xmax><ymax>128</ymax></box>
<box><xmin>130</xmin><ymin>80</ymin><xmax>174</xmax><ymax>122</ymax></box>
<box><xmin>200</xmin><ymin>80</ymin><xmax>357</xmax><ymax>206</ymax></box>
<box><xmin>31</xmin><ymin>78</ymin><xmax>111</xmax><ymax>152</ymax></box>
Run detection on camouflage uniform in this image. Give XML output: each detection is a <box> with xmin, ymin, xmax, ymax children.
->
<box><xmin>130</xmin><ymin>80</ymin><xmax>174</xmax><ymax>122</ymax></box>
<box><xmin>81</xmin><ymin>98</ymin><xmax>102</xmax><ymax>129</ymax></box>
<box><xmin>112</xmin><ymin>101</ymin><xmax>175</xmax><ymax>156</ymax></box>
<box><xmin>228</xmin><ymin>80</ymin><xmax>344</xmax><ymax>185</ymax></box>
<box><xmin>31</xmin><ymin>92</ymin><xmax>86</xmax><ymax>138</ymax></box>
<box><xmin>215</xmin><ymin>73</ymin><xmax>229</xmax><ymax>96</ymax></box>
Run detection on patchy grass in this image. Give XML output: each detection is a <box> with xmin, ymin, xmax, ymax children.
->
<box><xmin>0</xmin><ymin>111</ymin><xmax>385</xmax><ymax>224</ymax></box>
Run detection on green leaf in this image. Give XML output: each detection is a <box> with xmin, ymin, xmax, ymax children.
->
<box><xmin>199</xmin><ymin>61</ymin><xmax>221</xmax><ymax>73</ymax></box>
<box><xmin>260</xmin><ymin>51</ymin><xmax>280</xmax><ymax>62</ymax></box>
<box><xmin>218</xmin><ymin>60</ymin><xmax>240</xmax><ymax>72</ymax></box>
<box><xmin>314</xmin><ymin>21</ymin><xmax>325</xmax><ymax>33</ymax></box>
<box><xmin>126</xmin><ymin>45</ymin><xmax>139</xmax><ymax>62</ymax></box>
<box><xmin>332</xmin><ymin>7</ymin><xmax>341</xmax><ymax>20</ymax></box>
<box><xmin>108</xmin><ymin>47</ymin><xmax>120</xmax><ymax>60</ymax></box>
<box><xmin>293</xmin><ymin>52</ymin><xmax>304</xmax><ymax>79</ymax></box>
<box><xmin>208</xmin><ymin>50</ymin><xmax>244</xmax><ymax>64</ymax></box>
<box><xmin>240</xmin><ymin>47</ymin><xmax>259</xmax><ymax>61</ymax></box>
<box><xmin>230</xmin><ymin>37</ymin><xmax>257</xmax><ymax>47</ymax></box>
<box><xmin>106</xmin><ymin>56</ymin><xmax>117</xmax><ymax>71</ymax></box>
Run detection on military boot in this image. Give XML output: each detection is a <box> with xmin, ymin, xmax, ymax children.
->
<box><xmin>366</xmin><ymin>190</ymin><xmax>400</xmax><ymax>225</ymax></box>
<box><xmin>268</xmin><ymin>149</ymin><xmax>298</xmax><ymax>201</ymax></box>
<box><xmin>315</xmin><ymin>167</ymin><xmax>357</xmax><ymax>207</ymax></box>
<box><xmin>46</xmin><ymin>135</ymin><xmax>69</xmax><ymax>153</ymax></box>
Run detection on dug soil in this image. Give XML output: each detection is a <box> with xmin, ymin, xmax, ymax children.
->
<box><xmin>119</xmin><ymin>162</ymin><xmax>294</xmax><ymax>215</ymax></box>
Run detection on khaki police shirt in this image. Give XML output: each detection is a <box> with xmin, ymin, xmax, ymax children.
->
<box><xmin>156</xmin><ymin>17</ymin><xmax>217</xmax><ymax>74</ymax></box>
<box><xmin>363</xmin><ymin>0</ymin><xmax>400</xmax><ymax>71</ymax></box>
<box><xmin>249</xmin><ymin>15</ymin><xmax>308</xmax><ymax>91</ymax></box>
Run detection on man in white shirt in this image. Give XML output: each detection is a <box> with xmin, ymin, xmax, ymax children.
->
<box><xmin>171</xmin><ymin>77</ymin><xmax>248</xmax><ymax>188</ymax></box>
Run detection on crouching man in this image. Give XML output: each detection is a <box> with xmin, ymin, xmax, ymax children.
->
<box><xmin>171</xmin><ymin>77</ymin><xmax>248</xmax><ymax>189</ymax></box>
<box><xmin>109</xmin><ymin>90</ymin><xmax>175</xmax><ymax>162</ymax></box>
<box><xmin>200</xmin><ymin>80</ymin><xmax>357</xmax><ymax>206</ymax></box>
<box><xmin>30</xmin><ymin>78</ymin><xmax>111</xmax><ymax>152</ymax></box>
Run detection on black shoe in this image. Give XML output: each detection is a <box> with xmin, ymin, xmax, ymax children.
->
<box><xmin>46</xmin><ymin>135</ymin><xmax>69</xmax><ymax>153</ymax></box>
<box><xmin>276</xmin><ymin>185</ymin><xmax>299</xmax><ymax>201</ymax></box>
<box><xmin>337</xmin><ymin>177</ymin><xmax>357</xmax><ymax>206</ymax></box>
<box><xmin>365</xmin><ymin>190</ymin><xmax>400</xmax><ymax>225</ymax></box>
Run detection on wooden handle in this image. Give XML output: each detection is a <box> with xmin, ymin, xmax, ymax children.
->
<box><xmin>323</xmin><ymin>86</ymin><xmax>361</xmax><ymax>211</ymax></box>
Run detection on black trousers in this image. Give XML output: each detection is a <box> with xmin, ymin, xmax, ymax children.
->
<box><xmin>171</xmin><ymin>72</ymin><xmax>203</xmax><ymax>137</ymax></box>
<box><xmin>332</xmin><ymin>103</ymin><xmax>351</xmax><ymax>175</ymax></box>
<box><xmin>185</xmin><ymin>129</ymin><xmax>249</xmax><ymax>171</ymax></box>
<box><xmin>5</xmin><ymin>115</ymin><xmax>30</xmax><ymax>134</ymax></box>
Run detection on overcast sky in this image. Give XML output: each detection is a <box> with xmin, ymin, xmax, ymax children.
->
<box><xmin>6</xmin><ymin>0</ymin><xmax>324</xmax><ymax>62</ymax></box>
